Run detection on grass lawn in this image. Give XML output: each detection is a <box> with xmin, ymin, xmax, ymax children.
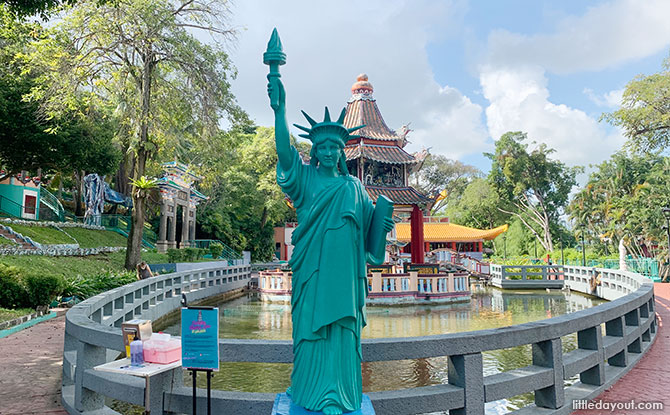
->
<box><xmin>0</xmin><ymin>237</ymin><xmax>17</xmax><ymax>247</ymax></box>
<box><xmin>0</xmin><ymin>307</ymin><xmax>35</xmax><ymax>324</ymax></box>
<box><xmin>6</xmin><ymin>223</ymin><xmax>75</xmax><ymax>245</ymax></box>
<box><xmin>0</xmin><ymin>251</ymin><xmax>171</xmax><ymax>277</ymax></box>
<box><xmin>65</xmin><ymin>228</ymin><xmax>128</xmax><ymax>248</ymax></box>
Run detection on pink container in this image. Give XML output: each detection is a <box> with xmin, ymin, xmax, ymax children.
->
<box><xmin>143</xmin><ymin>334</ymin><xmax>181</xmax><ymax>364</ymax></box>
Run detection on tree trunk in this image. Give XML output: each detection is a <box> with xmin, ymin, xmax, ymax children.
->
<box><xmin>124</xmin><ymin>47</ymin><xmax>154</xmax><ymax>270</ymax></box>
<box><xmin>74</xmin><ymin>170</ymin><xmax>85</xmax><ymax>217</ymax></box>
<box><xmin>115</xmin><ymin>153</ymin><xmax>133</xmax><ymax>196</ymax></box>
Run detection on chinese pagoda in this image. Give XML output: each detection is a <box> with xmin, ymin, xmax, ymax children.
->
<box><xmin>342</xmin><ymin>74</ymin><xmax>430</xmax><ymax>263</ymax></box>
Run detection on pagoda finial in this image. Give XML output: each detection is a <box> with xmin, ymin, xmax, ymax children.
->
<box><xmin>351</xmin><ymin>73</ymin><xmax>373</xmax><ymax>94</ymax></box>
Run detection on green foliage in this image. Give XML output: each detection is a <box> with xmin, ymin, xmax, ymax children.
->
<box><xmin>60</xmin><ymin>270</ymin><xmax>135</xmax><ymax>299</ymax></box>
<box><xmin>569</xmin><ymin>151</ymin><xmax>670</xmax><ymax>265</ymax></box>
<box><xmin>602</xmin><ymin>56</ymin><xmax>670</xmax><ymax>153</ymax></box>
<box><xmin>0</xmin><ymin>6</ymin><xmax>121</xmax><ymax>176</ymax></box>
<box><xmin>3</xmin><ymin>0</ymin><xmax>78</xmax><ymax>19</ymax></box>
<box><xmin>209</xmin><ymin>243</ymin><xmax>223</xmax><ymax>259</ymax></box>
<box><xmin>410</xmin><ymin>154</ymin><xmax>482</xmax><ymax>214</ymax></box>
<box><xmin>447</xmin><ymin>178</ymin><xmax>508</xmax><ymax>230</ymax></box>
<box><xmin>486</xmin><ymin>131</ymin><xmax>581</xmax><ymax>252</ymax></box>
<box><xmin>198</xmin><ymin>127</ymin><xmax>296</xmax><ymax>262</ymax></box>
<box><xmin>166</xmin><ymin>248</ymin><xmax>181</xmax><ymax>263</ymax></box>
<box><xmin>183</xmin><ymin>247</ymin><xmax>198</xmax><ymax>262</ymax></box>
<box><xmin>23</xmin><ymin>273</ymin><xmax>63</xmax><ymax>307</ymax></box>
<box><xmin>0</xmin><ymin>264</ymin><xmax>28</xmax><ymax>308</ymax></box>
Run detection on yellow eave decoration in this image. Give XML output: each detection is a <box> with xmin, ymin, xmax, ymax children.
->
<box><xmin>395</xmin><ymin>223</ymin><xmax>509</xmax><ymax>243</ymax></box>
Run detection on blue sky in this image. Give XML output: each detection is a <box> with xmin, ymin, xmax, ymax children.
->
<box><xmin>227</xmin><ymin>0</ymin><xmax>670</xmax><ymax>174</ymax></box>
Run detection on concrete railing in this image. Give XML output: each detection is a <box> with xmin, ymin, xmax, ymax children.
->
<box><xmin>61</xmin><ymin>263</ymin><xmax>252</xmax><ymax>414</ymax></box>
<box><xmin>490</xmin><ymin>264</ymin><xmax>565</xmax><ymax>289</ymax></box>
<box><xmin>63</xmin><ymin>265</ymin><xmax>656</xmax><ymax>415</ymax></box>
<box><xmin>258</xmin><ymin>269</ymin><xmax>471</xmax><ymax>304</ymax></box>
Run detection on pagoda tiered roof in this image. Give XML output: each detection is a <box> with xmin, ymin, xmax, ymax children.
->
<box><xmin>343</xmin><ymin>74</ymin><xmax>404</xmax><ymax>145</ymax></box>
<box><xmin>344</xmin><ymin>144</ymin><xmax>418</xmax><ymax>165</ymax></box>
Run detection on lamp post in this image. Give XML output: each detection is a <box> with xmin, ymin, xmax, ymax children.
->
<box><xmin>534</xmin><ymin>239</ymin><xmax>538</xmax><ymax>260</ymax></box>
<box><xmin>580</xmin><ymin>223</ymin><xmax>586</xmax><ymax>267</ymax></box>
<box><xmin>560</xmin><ymin>237</ymin><xmax>564</xmax><ymax>266</ymax></box>
<box><xmin>663</xmin><ymin>207</ymin><xmax>670</xmax><ymax>267</ymax></box>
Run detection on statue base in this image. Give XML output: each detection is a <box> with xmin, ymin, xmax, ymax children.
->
<box><xmin>271</xmin><ymin>393</ymin><xmax>375</xmax><ymax>415</ymax></box>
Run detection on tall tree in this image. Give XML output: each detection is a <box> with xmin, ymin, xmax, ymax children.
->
<box><xmin>602</xmin><ymin>56</ymin><xmax>670</xmax><ymax>153</ymax></box>
<box><xmin>0</xmin><ymin>4</ymin><xmax>119</xmax><ymax>191</ymax></box>
<box><xmin>196</xmin><ymin>127</ymin><xmax>304</xmax><ymax>261</ymax></box>
<box><xmin>24</xmin><ymin>0</ymin><xmax>245</xmax><ymax>269</ymax></box>
<box><xmin>446</xmin><ymin>178</ymin><xmax>508</xmax><ymax>230</ymax></box>
<box><xmin>410</xmin><ymin>154</ymin><xmax>481</xmax><ymax>214</ymax></box>
<box><xmin>486</xmin><ymin>131</ymin><xmax>580</xmax><ymax>252</ymax></box>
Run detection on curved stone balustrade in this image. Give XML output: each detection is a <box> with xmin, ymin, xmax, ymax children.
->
<box><xmin>63</xmin><ymin>265</ymin><xmax>656</xmax><ymax>415</ymax></box>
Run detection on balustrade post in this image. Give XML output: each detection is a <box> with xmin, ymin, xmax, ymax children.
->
<box><xmin>605</xmin><ymin>316</ymin><xmax>628</xmax><ymax>367</ymax></box>
<box><xmin>532</xmin><ymin>338</ymin><xmax>564</xmax><ymax>409</ymax></box>
<box><xmin>577</xmin><ymin>326</ymin><xmax>605</xmax><ymax>385</ymax></box>
<box><xmin>625</xmin><ymin>308</ymin><xmax>641</xmax><ymax>353</ymax></box>
<box><xmin>74</xmin><ymin>341</ymin><xmax>106</xmax><ymax>411</ymax></box>
<box><xmin>409</xmin><ymin>271</ymin><xmax>418</xmax><ymax>292</ymax></box>
<box><xmin>448</xmin><ymin>352</ymin><xmax>484</xmax><ymax>415</ymax></box>
<box><xmin>149</xmin><ymin>367</ymin><xmax>183</xmax><ymax>415</ymax></box>
<box><xmin>371</xmin><ymin>272</ymin><xmax>382</xmax><ymax>293</ymax></box>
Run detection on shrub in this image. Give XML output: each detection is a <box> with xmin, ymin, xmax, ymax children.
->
<box><xmin>0</xmin><ymin>264</ymin><xmax>28</xmax><ymax>308</ymax></box>
<box><xmin>61</xmin><ymin>275</ymin><xmax>95</xmax><ymax>299</ymax></box>
<box><xmin>184</xmin><ymin>247</ymin><xmax>198</xmax><ymax>262</ymax></box>
<box><xmin>196</xmin><ymin>248</ymin><xmax>206</xmax><ymax>260</ymax></box>
<box><xmin>209</xmin><ymin>243</ymin><xmax>223</xmax><ymax>259</ymax></box>
<box><xmin>167</xmin><ymin>248</ymin><xmax>181</xmax><ymax>263</ymax></box>
<box><xmin>23</xmin><ymin>274</ymin><xmax>64</xmax><ymax>308</ymax></box>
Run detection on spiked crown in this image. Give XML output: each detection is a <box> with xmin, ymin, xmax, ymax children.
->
<box><xmin>294</xmin><ymin>107</ymin><xmax>364</xmax><ymax>146</ymax></box>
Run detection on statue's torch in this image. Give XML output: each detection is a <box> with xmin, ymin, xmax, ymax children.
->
<box><xmin>263</xmin><ymin>28</ymin><xmax>286</xmax><ymax>109</ymax></box>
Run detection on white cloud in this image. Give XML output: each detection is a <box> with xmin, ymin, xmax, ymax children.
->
<box><xmin>227</xmin><ymin>0</ymin><xmax>487</xmax><ymax>159</ymax></box>
<box><xmin>583</xmin><ymin>87</ymin><xmax>624</xmax><ymax>108</ymax></box>
<box><xmin>477</xmin><ymin>0</ymin><xmax>670</xmax><ymax>169</ymax></box>
<box><xmin>485</xmin><ymin>0</ymin><xmax>670</xmax><ymax>74</ymax></box>
<box><xmin>480</xmin><ymin>65</ymin><xmax>625</xmax><ymax>167</ymax></box>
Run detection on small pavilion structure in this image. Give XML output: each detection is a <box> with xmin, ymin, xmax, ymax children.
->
<box><xmin>395</xmin><ymin>218</ymin><xmax>508</xmax><ymax>261</ymax></box>
<box><xmin>156</xmin><ymin>162</ymin><xmax>207</xmax><ymax>252</ymax></box>
<box><xmin>342</xmin><ymin>74</ymin><xmax>430</xmax><ymax>263</ymax></box>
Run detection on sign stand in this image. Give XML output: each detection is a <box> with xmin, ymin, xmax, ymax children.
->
<box><xmin>181</xmin><ymin>300</ymin><xmax>219</xmax><ymax>415</ymax></box>
<box><xmin>190</xmin><ymin>369</ymin><xmax>213</xmax><ymax>415</ymax></box>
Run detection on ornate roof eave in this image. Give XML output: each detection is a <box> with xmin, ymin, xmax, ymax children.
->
<box><xmin>365</xmin><ymin>185</ymin><xmax>430</xmax><ymax>207</ymax></box>
<box><xmin>344</xmin><ymin>144</ymin><xmax>420</xmax><ymax>165</ymax></box>
<box><xmin>190</xmin><ymin>188</ymin><xmax>208</xmax><ymax>201</ymax></box>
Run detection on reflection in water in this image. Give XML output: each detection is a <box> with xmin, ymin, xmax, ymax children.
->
<box><xmin>157</xmin><ymin>287</ymin><xmax>604</xmax><ymax>414</ymax></box>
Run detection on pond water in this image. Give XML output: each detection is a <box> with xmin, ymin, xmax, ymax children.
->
<box><xmin>155</xmin><ymin>286</ymin><xmax>605</xmax><ymax>414</ymax></box>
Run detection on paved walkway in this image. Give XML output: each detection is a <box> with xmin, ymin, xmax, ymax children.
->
<box><xmin>572</xmin><ymin>282</ymin><xmax>670</xmax><ymax>415</ymax></box>
<box><xmin>0</xmin><ymin>314</ymin><xmax>67</xmax><ymax>415</ymax></box>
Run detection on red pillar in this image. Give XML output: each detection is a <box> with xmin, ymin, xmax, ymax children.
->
<box><xmin>410</xmin><ymin>204</ymin><xmax>425</xmax><ymax>264</ymax></box>
<box><xmin>478</xmin><ymin>241</ymin><xmax>483</xmax><ymax>252</ymax></box>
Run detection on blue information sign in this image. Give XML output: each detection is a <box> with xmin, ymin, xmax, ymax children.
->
<box><xmin>181</xmin><ymin>307</ymin><xmax>220</xmax><ymax>371</ymax></box>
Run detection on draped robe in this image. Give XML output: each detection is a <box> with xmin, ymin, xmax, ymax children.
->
<box><xmin>277</xmin><ymin>147</ymin><xmax>374</xmax><ymax>412</ymax></box>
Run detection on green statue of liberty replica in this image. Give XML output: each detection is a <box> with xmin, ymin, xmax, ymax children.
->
<box><xmin>265</xmin><ymin>29</ymin><xmax>393</xmax><ymax>415</ymax></box>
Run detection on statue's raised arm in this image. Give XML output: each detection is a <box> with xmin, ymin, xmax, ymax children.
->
<box><xmin>264</xmin><ymin>28</ymin><xmax>292</xmax><ymax>172</ymax></box>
